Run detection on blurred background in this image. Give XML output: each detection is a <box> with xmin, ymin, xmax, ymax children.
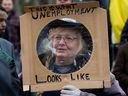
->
<box><xmin>4</xmin><ymin>0</ymin><xmax>104</xmax><ymax>14</ymax></box>
<box><xmin>6</xmin><ymin>0</ymin><xmax>75</xmax><ymax>14</ymax></box>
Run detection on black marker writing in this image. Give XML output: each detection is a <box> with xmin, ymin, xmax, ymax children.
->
<box><xmin>70</xmin><ymin>73</ymin><xmax>90</xmax><ymax>80</ymax></box>
<box><xmin>31</xmin><ymin>7</ymin><xmax>96</xmax><ymax>19</ymax></box>
<box><xmin>35</xmin><ymin>74</ymin><xmax>62</xmax><ymax>83</ymax></box>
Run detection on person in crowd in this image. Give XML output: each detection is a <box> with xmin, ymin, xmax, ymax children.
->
<box><xmin>1</xmin><ymin>0</ymin><xmax>21</xmax><ymax>75</ymax></box>
<box><xmin>0</xmin><ymin>5</ymin><xmax>23</xmax><ymax>96</ymax></box>
<box><xmin>112</xmin><ymin>43</ymin><xmax>128</xmax><ymax>95</ymax></box>
<box><xmin>38</xmin><ymin>18</ymin><xmax>92</xmax><ymax>74</ymax></box>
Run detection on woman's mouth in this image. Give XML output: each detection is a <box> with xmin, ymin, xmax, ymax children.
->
<box><xmin>57</xmin><ymin>48</ymin><xmax>66</xmax><ymax>52</ymax></box>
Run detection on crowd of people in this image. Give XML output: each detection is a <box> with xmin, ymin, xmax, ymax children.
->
<box><xmin>1</xmin><ymin>0</ymin><xmax>21</xmax><ymax>75</ymax></box>
<box><xmin>0</xmin><ymin>4</ymin><xmax>22</xmax><ymax>96</ymax></box>
<box><xmin>0</xmin><ymin>0</ymin><xmax>128</xmax><ymax>96</ymax></box>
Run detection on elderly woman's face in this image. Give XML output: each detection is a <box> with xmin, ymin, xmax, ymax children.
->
<box><xmin>49</xmin><ymin>27</ymin><xmax>81</xmax><ymax>58</ymax></box>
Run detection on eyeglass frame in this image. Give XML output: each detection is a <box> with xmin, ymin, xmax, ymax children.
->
<box><xmin>49</xmin><ymin>34</ymin><xmax>79</xmax><ymax>43</ymax></box>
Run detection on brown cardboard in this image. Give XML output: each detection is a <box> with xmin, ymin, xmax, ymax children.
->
<box><xmin>20</xmin><ymin>1</ymin><xmax>110</xmax><ymax>92</ymax></box>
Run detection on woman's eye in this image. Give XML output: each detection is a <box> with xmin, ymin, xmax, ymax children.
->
<box><xmin>66</xmin><ymin>37</ymin><xmax>73</xmax><ymax>40</ymax></box>
<box><xmin>55</xmin><ymin>36</ymin><xmax>61</xmax><ymax>40</ymax></box>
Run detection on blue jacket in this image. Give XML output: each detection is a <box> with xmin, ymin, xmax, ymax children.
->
<box><xmin>0</xmin><ymin>38</ymin><xmax>21</xmax><ymax>96</ymax></box>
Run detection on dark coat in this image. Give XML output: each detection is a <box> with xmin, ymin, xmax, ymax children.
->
<box><xmin>38</xmin><ymin>52</ymin><xmax>90</xmax><ymax>74</ymax></box>
<box><xmin>2</xmin><ymin>10</ymin><xmax>20</xmax><ymax>53</ymax></box>
<box><xmin>113</xmin><ymin>43</ymin><xmax>128</xmax><ymax>95</ymax></box>
<box><xmin>0</xmin><ymin>61</ymin><xmax>18</xmax><ymax>96</ymax></box>
<box><xmin>120</xmin><ymin>19</ymin><xmax>128</xmax><ymax>44</ymax></box>
<box><xmin>0</xmin><ymin>38</ymin><xmax>22</xmax><ymax>96</ymax></box>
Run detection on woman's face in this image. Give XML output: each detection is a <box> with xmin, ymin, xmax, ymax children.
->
<box><xmin>50</xmin><ymin>27</ymin><xmax>81</xmax><ymax>58</ymax></box>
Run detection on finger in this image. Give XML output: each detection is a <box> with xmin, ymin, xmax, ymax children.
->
<box><xmin>62</xmin><ymin>85</ymin><xmax>77</xmax><ymax>90</ymax></box>
<box><xmin>60</xmin><ymin>94</ymin><xmax>73</xmax><ymax>96</ymax></box>
<box><xmin>61</xmin><ymin>89</ymin><xmax>73</xmax><ymax>95</ymax></box>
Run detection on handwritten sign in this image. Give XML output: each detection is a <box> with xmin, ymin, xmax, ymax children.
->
<box><xmin>30</xmin><ymin>5</ymin><xmax>96</xmax><ymax>19</ymax></box>
<box><xmin>20</xmin><ymin>1</ymin><xmax>110</xmax><ymax>92</ymax></box>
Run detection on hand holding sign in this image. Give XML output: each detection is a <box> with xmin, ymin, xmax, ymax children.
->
<box><xmin>61</xmin><ymin>85</ymin><xmax>81</xmax><ymax>96</ymax></box>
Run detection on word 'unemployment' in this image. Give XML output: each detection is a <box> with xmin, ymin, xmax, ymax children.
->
<box><xmin>31</xmin><ymin>7</ymin><xmax>96</xmax><ymax>19</ymax></box>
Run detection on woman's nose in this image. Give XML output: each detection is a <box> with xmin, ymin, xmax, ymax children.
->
<box><xmin>58</xmin><ymin>38</ymin><xmax>66</xmax><ymax>44</ymax></box>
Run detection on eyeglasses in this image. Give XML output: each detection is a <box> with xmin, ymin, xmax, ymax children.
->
<box><xmin>50</xmin><ymin>35</ymin><xmax>78</xmax><ymax>43</ymax></box>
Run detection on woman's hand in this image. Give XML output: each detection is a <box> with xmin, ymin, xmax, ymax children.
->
<box><xmin>60</xmin><ymin>85</ymin><xmax>81</xmax><ymax>96</ymax></box>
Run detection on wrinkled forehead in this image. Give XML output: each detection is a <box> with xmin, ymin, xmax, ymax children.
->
<box><xmin>0</xmin><ymin>10</ymin><xmax>8</xmax><ymax>19</ymax></box>
<box><xmin>49</xmin><ymin>27</ymin><xmax>80</xmax><ymax>36</ymax></box>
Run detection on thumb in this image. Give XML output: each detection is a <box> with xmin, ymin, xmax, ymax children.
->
<box><xmin>62</xmin><ymin>85</ymin><xmax>78</xmax><ymax>90</ymax></box>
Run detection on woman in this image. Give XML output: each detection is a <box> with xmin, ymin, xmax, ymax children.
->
<box><xmin>38</xmin><ymin>18</ymin><xmax>92</xmax><ymax>74</ymax></box>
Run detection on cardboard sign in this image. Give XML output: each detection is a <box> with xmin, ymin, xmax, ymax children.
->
<box><xmin>20</xmin><ymin>1</ymin><xmax>110</xmax><ymax>92</ymax></box>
